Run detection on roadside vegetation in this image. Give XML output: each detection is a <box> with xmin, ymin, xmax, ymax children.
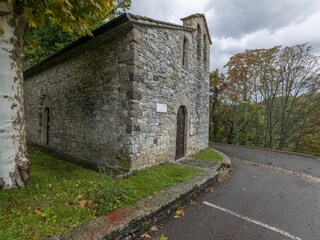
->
<box><xmin>23</xmin><ymin>0</ymin><xmax>131</xmax><ymax>69</ymax></box>
<box><xmin>193</xmin><ymin>148</ymin><xmax>223</xmax><ymax>163</ymax></box>
<box><xmin>210</xmin><ymin>43</ymin><xmax>320</xmax><ymax>155</ymax></box>
<box><xmin>0</xmin><ymin>147</ymin><xmax>201</xmax><ymax>240</ymax></box>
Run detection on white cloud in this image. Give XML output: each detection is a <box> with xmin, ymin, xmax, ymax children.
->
<box><xmin>212</xmin><ymin>11</ymin><xmax>320</xmax><ymax>71</ymax></box>
<box><xmin>128</xmin><ymin>0</ymin><xmax>320</xmax><ymax>72</ymax></box>
<box><xmin>130</xmin><ymin>0</ymin><xmax>211</xmax><ymax>24</ymax></box>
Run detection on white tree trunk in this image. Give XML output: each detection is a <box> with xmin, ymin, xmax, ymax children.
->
<box><xmin>0</xmin><ymin>1</ymin><xmax>29</xmax><ymax>189</ymax></box>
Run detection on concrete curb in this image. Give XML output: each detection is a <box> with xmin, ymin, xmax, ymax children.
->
<box><xmin>211</xmin><ymin>142</ymin><xmax>320</xmax><ymax>161</ymax></box>
<box><xmin>54</xmin><ymin>154</ymin><xmax>232</xmax><ymax>240</ymax></box>
<box><xmin>211</xmin><ymin>148</ymin><xmax>232</xmax><ymax>167</ymax></box>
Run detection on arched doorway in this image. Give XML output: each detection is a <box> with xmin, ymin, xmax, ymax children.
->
<box><xmin>176</xmin><ymin>106</ymin><xmax>187</xmax><ymax>159</ymax></box>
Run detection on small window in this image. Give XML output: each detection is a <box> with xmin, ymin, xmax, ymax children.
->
<box><xmin>182</xmin><ymin>37</ymin><xmax>189</xmax><ymax>67</ymax></box>
<box><xmin>197</xmin><ymin>24</ymin><xmax>202</xmax><ymax>60</ymax></box>
<box><xmin>203</xmin><ymin>34</ymin><xmax>208</xmax><ymax>63</ymax></box>
<box><xmin>43</xmin><ymin>107</ymin><xmax>50</xmax><ymax>145</ymax></box>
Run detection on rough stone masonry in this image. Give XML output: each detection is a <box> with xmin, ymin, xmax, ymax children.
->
<box><xmin>23</xmin><ymin>13</ymin><xmax>212</xmax><ymax>172</ymax></box>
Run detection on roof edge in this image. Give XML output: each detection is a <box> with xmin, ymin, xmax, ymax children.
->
<box><xmin>24</xmin><ymin>13</ymin><xmax>130</xmax><ymax>78</ymax></box>
<box><xmin>180</xmin><ymin>13</ymin><xmax>205</xmax><ymax>21</ymax></box>
<box><xmin>24</xmin><ymin>12</ymin><xmax>212</xmax><ymax>78</ymax></box>
<box><xmin>180</xmin><ymin>13</ymin><xmax>212</xmax><ymax>44</ymax></box>
<box><xmin>127</xmin><ymin>13</ymin><xmax>195</xmax><ymax>32</ymax></box>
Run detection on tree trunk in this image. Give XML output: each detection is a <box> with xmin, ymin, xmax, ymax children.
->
<box><xmin>0</xmin><ymin>1</ymin><xmax>29</xmax><ymax>189</ymax></box>
<box><xmin>243</xmin><ymin>100</ymin><xmax>248</xmax><ymax>146</ymax></box>
<box><xmin>268</xmin><ymin>108</ymin><xmax>273</xmax><ymax>149</ymax></box>
<box><xmin>253</xmin><ymin>79</ymin><xmax>260</xmax><ymax>147</ymax></box>
<box><xmin>210</xmin><ymin>86</ymin><xmax>219</xmax><ymax>141</ymax></box>
<box><xmin>234</xmin><ymin>105</ymin><xmax>239</xmax><ymax>145</ymax></box>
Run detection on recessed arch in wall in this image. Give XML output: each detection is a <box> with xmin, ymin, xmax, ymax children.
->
<box><xmin>43</xmin><ymin>107</ymin><xmax>50</xmax><ymax>145</ymax></box>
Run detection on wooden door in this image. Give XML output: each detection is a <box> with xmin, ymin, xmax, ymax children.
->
<box><xmin>176</xmin><ymin>106</ymin><xmax>186</xmax><ymax>159</ymax></box>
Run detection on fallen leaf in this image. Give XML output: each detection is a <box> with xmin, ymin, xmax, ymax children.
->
<box><xmin>156</xmin><ymin>223</ymin><xmax>163</xmax><ymax>229</ymax></box>
<box><xmin>140</xmin><ymin>233</ymin><xmax>151</xmax><ymax>240</ymax></box>
<box><xmin>92</xmin><ymin>203</ymin><xmax>99</xmax><ymax>209</ymax></box>
<box><xmin>174</xmin><ymin>208</ymin><xmax>185</xmax><ymax>218</ymax></box>
<box><xmin>150</xmin><ymin>225</ymin><xmax>158</xmax><ymax>231</ymax></box>
<box><xmin>219</xmin><ymin>171</ymin><xmax>233</xmax><ymax>182</ymax></box>
<box><xmin>76</xmin><ymin>194</ymin><xmax>83</xmax><ymax>199</ymax></box>
<box><xmin>33</xmin><ymin>208</ymin><xmax>42</xmax><ymax>214</ymax></box>
<box><xmin>78</xmin><ymin>200</ymin><xmax>88</xmax><ymax>207</ymax></box>
<box><xmin>189</xmin><ymin>199</ymin><xmax>199</xmax><ymax>205</ymax></box>
<box><xmin>204</xmin><ymin>187</ymin><xmax>214</xmax><ymax>193</ymax></box>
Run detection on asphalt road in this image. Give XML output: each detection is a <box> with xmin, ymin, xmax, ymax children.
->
<box><xmin>148</xmin><ymin>144</ymin><xmax>320</xmax><ymax>240</ymax></box>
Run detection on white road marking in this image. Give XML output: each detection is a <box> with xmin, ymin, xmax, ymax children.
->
<box><xmin>203</xmin><ymin>201</ymin><xmax>302</xmax><ymax>240</ymax></box>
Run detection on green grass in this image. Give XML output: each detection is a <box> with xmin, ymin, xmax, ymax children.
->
<box><xmin>193</xmin><ymin>148</ymin><xmax>223</xmax><ymax>163</ymax></box>
<box><xmin>0</xmin><ymin>148</ymin><xmax>201</xmax><ymax>240</ymax></box>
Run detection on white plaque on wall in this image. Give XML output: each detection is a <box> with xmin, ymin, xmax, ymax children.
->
<box><xmin>156</xmin><ymin>103</ymin><xmax>167</xmax><ymax>113</ymax></box>
<box><xmin>190</xmin><ymin>123</ymin><xmax>194</xmax><ymax>136</ymax></box>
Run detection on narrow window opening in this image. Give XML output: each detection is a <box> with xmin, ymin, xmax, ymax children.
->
<box><xmin>203</xmin><ymin>33</ymin><xmax>208</xmax><ymax>63</ymax></box>
<box><xmin>197</xmin><ymin>24</ymin><xmax>202</xmax><ymax>60</ymax></box>
<box><xmin>43</xmin><ymin>107</ymin><xmax>50</xmax><ymax>145</ymax></box>
<box><xmin>182</xmin><ymin>36</ymin><xmax>189</xmax><ymax>67</ymax></box>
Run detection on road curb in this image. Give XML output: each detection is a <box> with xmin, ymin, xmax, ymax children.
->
<box><xmin>211</xmin><ymin>142</ymin><xmax>320</xmax><ymax>161</ymax></box>
<box><xmin>212</xmin><ymin>148</ymin><xmax>232</xmax><ymax>168</ymax></box>
<box><xmin>54</xmin><ymin>155</ymin><xmax>232</xmax><ymax>240</ymax></box>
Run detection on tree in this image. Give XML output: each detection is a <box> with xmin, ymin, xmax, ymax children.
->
<box><xmin>252</xmin><ymin>47</ymin><xmax>281</xmax><ymax>148</ymax></box>
<box><xmin>222</xmin><ymin>43</ymin><xmax>320</xmax><ymax>151</ymax></box>
<box><xmin>276</xmin><ymin>44</ymin><xmax>320</xmax><ymax>149</ymax></box>
<box><xmin>0</xmin><ymin>0</ymin><xmax>130</xmax><ymax>190</ymax></box>
<box><xmin>224</xmin><ymin>52</ymin><xmax>253</xmax><ymax>145</ymax></box>
<box><xmin>24</xmin><ymin>20</ymin><xmax>79</xmax><ymax>69</ymax></box>
<box><xmin>209</xmin><ymin>69</ymin><xmax>226</xmax><ymax>141</ymax></box>
<box><xmin>24</xmin><ymin>0</ymin><xmax>131</xmax><ymax>69</ymax></box>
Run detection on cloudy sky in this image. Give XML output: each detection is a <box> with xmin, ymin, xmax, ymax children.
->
<box><xmin>129</xmin><ymin>0</ymin><xmax>320</xmax><ymax>72</ymax></box>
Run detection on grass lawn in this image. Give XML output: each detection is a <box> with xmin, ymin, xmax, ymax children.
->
<box><xmin>0</xmin><ymin>148</ymin><xmax>202</xmax><ymax>240</ymax></box>
<box><xmin>193</xmin><ymin>148</ymin><xmax>223</xmax><ymax>163</ymax></box>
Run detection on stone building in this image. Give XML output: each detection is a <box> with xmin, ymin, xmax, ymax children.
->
<box><xmin>24</xmin><ymin>13</ymin><xmax>211</xmax><ymax>172</ymax></box>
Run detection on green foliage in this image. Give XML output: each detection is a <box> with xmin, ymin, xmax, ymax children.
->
<box><xmin>0</xmin><ymin>148</ymin><xmax>201</xmax><ymax>239</ymax></box>
<box><xmin>24</xmin><ymin>21</ymin><xmax>79</xmax><ymax>69</ymax></box>
<box><xmin>95</xmin><ymin>179</ymin><xmax>125</xmax><ymax>214</ymax></box>
<box><xmin>94</xmin><ymin>165</ymin><xmax>126</xmax><ymax>214</ymax></box>
<box><xmin>193</xmin><ymin>148</ymin><xmax>223</xmax><ymax>163</ymax></box>
<box><xmin>209</xmin><ymin>69</ymin><xmax>227</xmax><ymax>142</ymax></box>
<box><xmin>109</xmin><ymin>0</ymin><xmax>132</xmax><ymax>17</ymax></box>
<box><xmin>159</xmin><ymin>235</ymin><xmax>169</xmax><ymax>240</ymax></box>
<box><xmin>0</xmin><ymin>148</ymin><xmax>99</xmax><ymax>240</ymax></box>
<box><xmin>23</xmin><ymin>0</ymin><xmax>131</xmax><ymax>69</ymax></box>
<box><xmin>213</xmin><ymin>43</ymin><xmax>320</xmax><ymax>153</ymax></box>
<box><xmin>122</xmin><ymin>164</ymin><xmax>202</xmax><ymax>206</ymax></box>
<box><xmin>19</xmin><ymin>1</ymin><xmax>115</xmax><ymax>35</ymax></box>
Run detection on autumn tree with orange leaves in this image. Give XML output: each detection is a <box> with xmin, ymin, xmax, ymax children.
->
<box><xmin>213</xmin><ymin>43</ymin><xmax>320</xmax><ymax>153</ymax></box>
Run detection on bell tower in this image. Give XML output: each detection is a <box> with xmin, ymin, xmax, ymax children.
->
<box><xmin>181</xmin><ymin>14</ymin><xmax>212</xmax><ymax>67</ymax></box>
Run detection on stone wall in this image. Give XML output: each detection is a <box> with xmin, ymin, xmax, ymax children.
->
<box><xmin>24</xmin><ymin>15</ymin><xmax>210</xmax><ymax>172</ymax></box>
<box><xmin>24</xmin><ymin>23</ymin><xmax>137</xmax><ymax>171</ymax></box>
<box><xmin>128</xmin><ymin>18</ymin><xmax>210</xmax><ymax>169</ymax></box>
